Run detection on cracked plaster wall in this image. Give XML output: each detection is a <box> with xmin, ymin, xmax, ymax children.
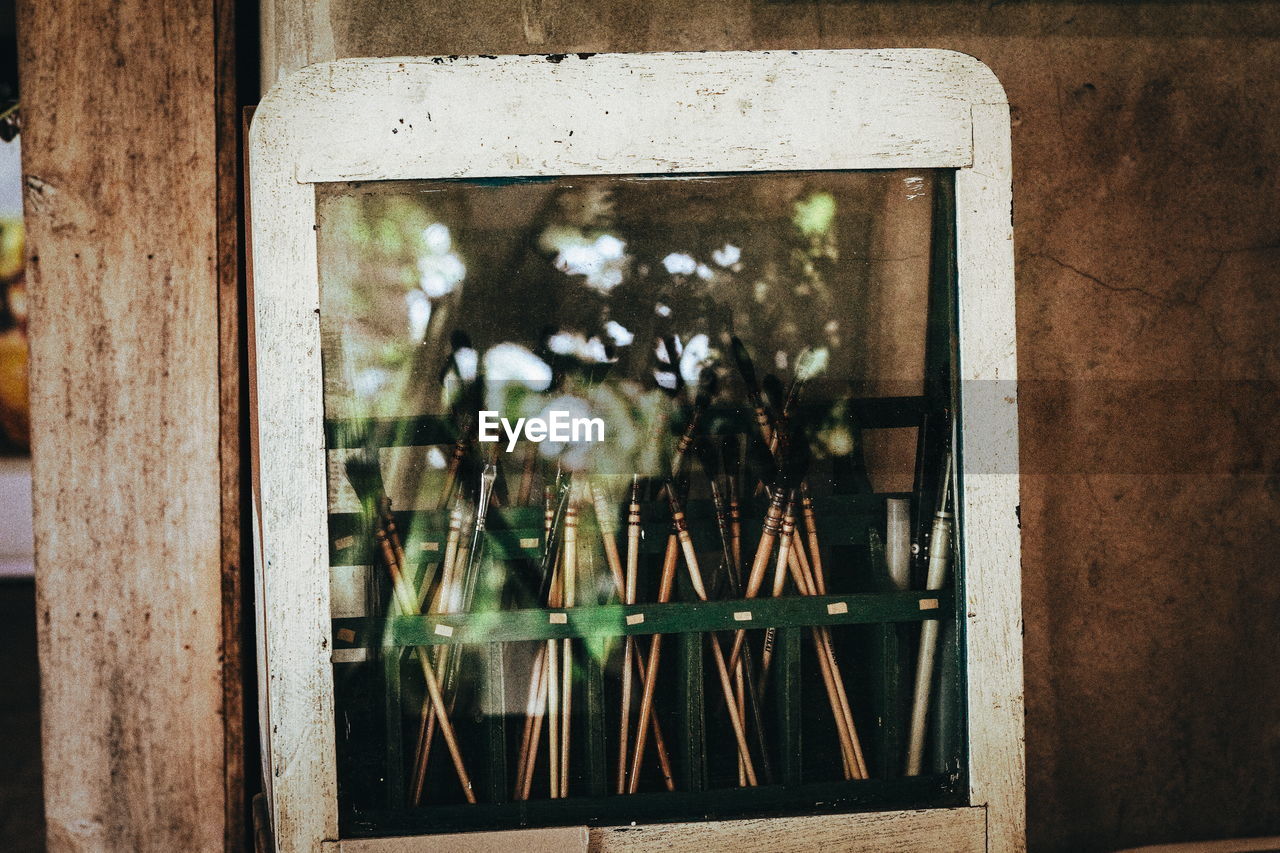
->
<box><xmin>260</xmin><ymin>3</ymin><xmax>1280</xmax><ymax>850</ymax></box>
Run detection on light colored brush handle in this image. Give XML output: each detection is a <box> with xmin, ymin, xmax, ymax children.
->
<box><xmin>886</xmin><ymin>498</ymin><xmax>911</xmax><ymax>590</ymax></box>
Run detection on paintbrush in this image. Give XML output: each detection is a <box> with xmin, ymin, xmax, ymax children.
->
<box><xmin>730</xmin><ymin>336</ymin><xmax>775</xmax><ymax>447</ymax></box>
<box><xmin>666</xmin><ymin>485</ymin><xmax>764</xmax><ymax>786</ymax></box>
<box><xmin>342</xmin><ymin>453</ymin><xmax>476</xmax><ymax>804</ymax></box>
<box><xmin>905</xmin><ymin>447</ymin><xmax>954</xmax><ymax>776</ymax></box>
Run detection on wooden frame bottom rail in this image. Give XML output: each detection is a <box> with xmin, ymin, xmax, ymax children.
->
<box><xmin>322</xmin><ymin>806</ymin><xmax>986</xmax><ymax>852</ymax></box>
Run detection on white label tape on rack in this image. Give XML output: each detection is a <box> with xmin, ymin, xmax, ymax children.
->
<box><xmin>421</xmin><ymin>541</ymin><xmax>440</xmax><ymax>552</ymax></box>
<box><xmin>826</xmin><ymin>601</ymin><xmax>849</xmax><ymax>615</ymax></box>
<box><xmin>733</xmin><ymin>611</ymin><xmax>753</xmax><ymax>622</ymax></box>
<box><xmin>625</xmin><ymin>613</ymin><xmax>645</xmax><ymax>626</ymax></box>
<box><xmin>519</xmin><ymin>537</ymin><xmax>540</xmax><ymax>549</ymax></box>
<box><xmin>549</xmin><ymin>612</ymin><xmax>568</xmax><ymax>624</ymax></box>
<box><xmin>434</xmin><ymin>624</ymin><xmax>455</xmax><ymax>637</ymax></box>
<box><xmin>919</xmin><ymin>598</ymin><xmax>940</xmax><ymax>610</ymax></box>
<box><xmin>333</xmin><ymin>535</ymin><xmax>354</xmax><ymax>551</ymax></box>
<box><xmin>331</xmin><ymin>648</ymin><xmax>368</xmax><ymax>664</ymax></box>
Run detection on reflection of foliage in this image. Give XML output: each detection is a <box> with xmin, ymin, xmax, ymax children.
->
<box><xmin>319</xmin><ymin>192</ymin><xmax>468</xmax><ymax>423</ymax></box>
<box><xmin>318</xmin><ymin>174</ymin><xmax>902</xmax><ymax>485</ymax></box>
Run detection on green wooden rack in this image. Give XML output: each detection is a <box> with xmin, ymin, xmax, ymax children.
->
<box><xmin>327</xmin><ymin>484</ymin><xmax>966</xmax><ymax>836</ymax></box>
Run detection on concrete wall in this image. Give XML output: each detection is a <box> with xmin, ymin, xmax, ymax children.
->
<box><xmin>261</xmin><ymin>4</ymin><xmax>1280</xmax><ymax>850</ymax></box>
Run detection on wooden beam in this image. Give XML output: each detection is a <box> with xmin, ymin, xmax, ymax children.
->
<box><xmin>589</xmin><ymin>808</ymin><xmax>987</xmax><ymax>852</ymax></box>
<box><xmin>17</xmin><ymin>0</ymin><xmax>240</xmax><ymax>849</ymax></box>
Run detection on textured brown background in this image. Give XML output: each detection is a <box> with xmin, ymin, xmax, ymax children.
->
<box><xmin>261</xmin><ymin>3</ymin><xmax>1280</xmax><ymax>850</ymax></box>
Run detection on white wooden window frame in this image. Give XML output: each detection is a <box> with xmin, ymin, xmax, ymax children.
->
<box><xmin>248</xmin><ymin>49</ymin><xmax>1022</xmax><ymax>853</ymax></box>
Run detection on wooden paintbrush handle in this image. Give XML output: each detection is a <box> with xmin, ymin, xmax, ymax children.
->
<box><xmin>518</xmin><ymin>656</ymin><xmax>549</xmax><ymax>801</ymax></box>
<box><xmin>592</xmin><ymin>483</ymin><xmax>625</xmax><ymax>596</ymax></box>
<box><xmin>514</xmin><ymin>645</ymin><xmax>547</xmax><ymax>798</ymax></box>
<box><xmin>745</xmin><ymin>490</ymin><xmax>787</xmax><ymax>599</ymax></box>
<box><xmin>799</xmin><ymin>485</ymin><xmax>827</xmax><ymax>594</ymax></box>
<box><xmin>669</xmin><ymin>491</ymin><xmax>759</xmax><ymax>785</ymax></box>
<box><xmin>628</xmin><ymin>533</ymin><xmax>678</xmax><ymax>793</ymax></box>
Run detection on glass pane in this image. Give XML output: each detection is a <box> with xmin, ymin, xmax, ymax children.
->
<box><xmin>318</xmin><ymin>171</ymin><xmax>962</xmax><ymax>834</ymax></box>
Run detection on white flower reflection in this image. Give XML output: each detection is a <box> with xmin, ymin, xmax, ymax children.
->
<box><xmin>604</xmin><ymin>320</ymin><xmax>634</xmax><ymax>347</ymax></box>
<box><xmin>417</xmin><ymin>223</ymin><xmax>466</xmax><ymax>298</ymax></box>
<box><xmin>354</xmin><ymin>367</ymin><xmax>390</xmax><ymax>399</ymax></box>
<box><xmin>423</xmin><ymin>222</ymin><xmax>452</xmax><ymax>253</ymax></box>
<box><xmin>662</xmin><ymin>252</ymin><xmax>697</xmax><ymax>276</ymax></box>
<box><xmin>547</xmin><ymin>331</ymin><xmax>613</xmax><ymax>363</ymax></box>
<box><xmin>452</xmin><ymin>347</ymin><xmax>478</xmax><ymax>382</ymax></box>
<box><xmin>712</xmin><ymin>243</ymin><xmax>741</xmax><ymax>267</ymax></box>
<box><xmin>680</xmin><ymin>334</ymin><xmax>713</xmax><ymax>385</ymax></box>
<box><xmin>406</xmin><ymin>290</ymin><xmax>432</xmax><ymax>341</ymax></box>
<box><xmin>544</xmin><ymin>227</ymin><xmax>630</xmax><ymax>294</ymax></box>
<box><xmin>482</xmin><ymin>343</ymin><xmax>553</xmax><ymax>390</ymax></box>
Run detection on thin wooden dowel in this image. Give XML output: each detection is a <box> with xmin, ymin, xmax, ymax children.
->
<box><xmin>592</xmin><ymin>483</ymin><xmax>626</xmax><ymax>603</ymax></box>
<box><xmin>792</xmin><ymin>519</ymin><xmax>815</xmax><ymax>593</ymax></box>
<box><xmin>633</xmin><ymin>651</ymin><xmax>677</xmax><ymax>791</ymax></box>
<box><xmin>518</xmin><ymin>655</ymin><xmax>549</xmax><ymax>800</ymax></box>
<box><xmin>800</xmin><ymin>484</ymin><xmax>827</xmax><ymax>594</ymax></box>
<box><xmin>411</xmin><ymin>640</ymin><xmax>457</xmax><ymax>801</ymax></box>
<box><xmin>617</xmin><ymin>636</ymin><xmax>636</xmax><ymax>795</ymax></box>
<box><xmin>410</xmin><ymin>643</ymin><xmax>476</xmax><ymax>803</ymax></box>
<box><xmin>409</xmin><ymin>517</ymin><xmax>471</xmax><ymax>802</ymax></box>
<box><xmin>775</xmin><ymin>537</ymin><xmax>854</xmax><ymax>776</ymax></box>
<box><xmin>607</xmin><ymin>485</ymin><xmax>676</xmax><ymax>792</ymax></box>
<box><xmin>809</xmin><ymin>623</ymin><xmax>856</xmax><ymax>779</ymax></box>
<box><xmin>617</xmin><ymin>478</ymin><xmax>640</xmax><ymax>794</ymax></box>
<box><xmin>818</xmin><ymin>624</ymin><xmax>867</xmax><ymax>779</ymax></box>
<box><xmin>547</xmin><ymin>637</ymin><xmax>560</xmax><ymax>797</ymax></box>
<box><xmin>735</xmin><ymin>661</ymin><xmax>747</xmax><ymax>786</ymax></box>
<box><xmin>547</xmin><ymin>552</ymin><xmax>561</xmax><ymax>798</ymax></box>
<box><xmin>779</xmin><ymin>540</ymin><xmax>859</xmax><ymax>778</ymax></box>
<box><xmin>744</xmin><ymin>490</ymin><xmax>788</xmax><ymax>599</ymax></box>
<box><xmin>628</xmin><ymin>533</ymin><xmax>679</xmax><ymax>794</ymax></box>
<box><xmin>793</xmin><ymin>485</ymin><xmax>867</xmax><ymax>777</ymax></box>
<box><xmin>559</xmin><ymin>499</ymin><xmax>578</xmax><ymax>797</ymax></box>
<box><xmin>410</xmin><ymin>499</ymin><xmax>474</xmax><ymax>796</ymax></box>
<box><xmin>381</xmin><ymin>522</ymin><xmax>444</xmax><ymax>803</ymax></box>
<box><xmin>513</xmin><ymin>645</ymin><xmax>547</xmax><ymax>798</ymax></box>
<box><xmin>560</xmin><ymin>633</ymin><xmax>572</xmax><ymax>797</ymax></box>
<box><xmin>669</xmin><ymin>498</ymin><xmax>758</xmax><ymax>786</ymax></box>
<box><xmin>784</xmin><ymin>539</ymin><xmax>868</xmax><ymax>780</ymax></box>
<box><xmin>707</xmin><ymin>634</ymin><xmax>758</xmax><ymax>786</ymax></box>
<box><xmin>409</xmin><ymin>503</ymin><xmax>463</xmax><ymax>802</ymax></box>
<box><xmin>376</xmin><ymin>529</ymin><xmax>475</xmax><ymax>803</ymax></box>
